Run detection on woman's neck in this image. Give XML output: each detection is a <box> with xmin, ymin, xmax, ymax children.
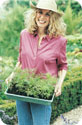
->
<box><xmin>38</xmin><ymin>27</ymin><xmax>46</xmax><ymax>37</ymax></box>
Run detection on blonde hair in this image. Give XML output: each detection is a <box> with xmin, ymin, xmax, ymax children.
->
<box><xmin>24</xmin><ymin>8</ymin><xmax>66</xmax><ymax>37</ymax></box>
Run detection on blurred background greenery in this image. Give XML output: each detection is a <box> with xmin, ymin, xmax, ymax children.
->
<box><xmin>0</xmin><ymin>0</ymin><xmax>82</xmax><ymax>60</ymax></box>
<box><xmin>0</xmin><ymin>0</ymin><xmax>82</xmax><ymax>124</ymax></box>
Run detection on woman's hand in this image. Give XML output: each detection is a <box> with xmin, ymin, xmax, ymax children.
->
<box><xmin>54</xmin><ymin>70</ymin><xmax>67</xmax><ymax>97</ymax></box>
<box><xmin>5</xmin><ymin>62</ymin><xmax>21</xmax><ymax>85</ymax></box>
<box><xmin>54</xmin><ymin>83</ymin><xmax>62</xmax><ymax>97</ymax></box>
<box><xmin>5</xmin><ymin>72</ymin><xmax>14</xmax><ymax>85</ymax></box>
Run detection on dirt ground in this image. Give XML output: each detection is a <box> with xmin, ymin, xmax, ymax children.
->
<box><xmin>52</xmin><ymin>105</ymin><xmax>82</xmax><ymax>125</ymax></box>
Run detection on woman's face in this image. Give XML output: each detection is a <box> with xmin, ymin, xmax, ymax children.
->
<box><xmin>36</xmin><ymin>9</ymin><xmax>50</xmax><ymax>29</ymax></box>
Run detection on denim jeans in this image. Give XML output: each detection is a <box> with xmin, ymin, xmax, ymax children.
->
<box><xmin>16</xmin><ymin>100</ymin><xmax>51</xmax><ymax>125</ymax></box>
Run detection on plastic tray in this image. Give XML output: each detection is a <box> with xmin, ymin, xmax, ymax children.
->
<box><xmin>5</xmin><ymin>89</ymin><xmax>54</xmax><ymax>105</ymax></box>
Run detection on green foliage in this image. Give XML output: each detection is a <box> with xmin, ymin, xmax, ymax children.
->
<box><xmin>66</xmin><ymin>47</ymin><xmax>82</xmax><ymax>70</ymax></box>
<box><xmin>0</xmin><ymin>101</ymin><xmax>16</xmax><ymax>116</ymax></box>
<box><xmin>0</xmin><ymin>98</ymin><xmax>7</xmax><ymax>105</ymax></box>
<box><xmin>3</xmin><ymin>0</ymin><xmax>37</xmax><ymax>10</ymax></box>
<box><xmin>0</xmin><ymin>1</ymin><xmax>82</xmax><ymax>123</ymax></box>
<box><xmin>56</xmin><ymin>0</ymin><xmax>82</xmax><ymax>14</ymax></box>
<box><xmin>66</xmin><ymin>34</ymin><xmax>82</xmax><ymax>52</ymax></box>
<box><xmin>0</xmin><ymin>56</ymin><xmax>14</xmax><ymax>80</ymax></box>
<box><xmin>64</xmin><ymin>1</ymin><xmax>82</xmax><ymax>35</ymax></box>
<box><xmin>56</xmin><ymin>0</ymin><xmax>82</xmax><ymax>35</ymax></box>
<box><xmin>8</xmin><ymin>68</ymin><xmax>57</xmax><ymax>100</ymax></box>
<box><xmin>70</xmin><ymin>0</ymin><xmax>82</xmax><ymax>14</ymax></box>
<box><xmin>56</xmin><ymin>0</ymin><xmax>68</xmax><ymax>11</ymax></box>
<box><xmin>51</xmin><ymin>66</ymin><xmax>82</xmax><ymax>123</ymax></box>
<box><xmin>0</xmin><ymin>3</ymin><xmax>82</xmax><ymax>61</ymax></box>
<box><xmin>3</xmin><ymin>0</ymin><xmax>29</xmax><ymax>10</ymax></box>
<box><xmin>4</xmin><ymin>104</ymin><xmax>16</xmax><ymax>117</ymax></box>
<box><xmin>0</xmin><ymin>101</ymin><xmax>17</xmax><ymax>125</ymax></box>
<box><xmin>0</xmin><ymin>5</ymin><xmax>26</xmax><ymax>60</ymax></box>
<box><xmin>0</xmin><ymin>56</ymin><xmax>14</xmax><ymax>99</ymax></box>
<box><xmin>0</xmin><ymin>82</ymin><xmax>7</xmax><ymax>100</ymax></box>
<box><xmin>1</xmin><ymin>66</ymin><xmax>82</xmax><ymax>124</ymax></box>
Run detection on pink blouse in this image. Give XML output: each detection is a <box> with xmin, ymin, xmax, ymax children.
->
<box><xmin>18</xmin><ymin>29</ymin><xmax>68</xmax><ymax>77</ymax></box>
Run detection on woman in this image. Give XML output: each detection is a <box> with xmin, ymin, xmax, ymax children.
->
<box><xmin>6</xmin><ymin>0</ymin><xmax>68</xmax><ymax>124</ymax></box>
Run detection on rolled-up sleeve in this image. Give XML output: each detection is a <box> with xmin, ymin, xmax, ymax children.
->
<box><xmin>18</xmin><ymin>34</ymin><xmax>22</xmax><ymax>64</ymax></box>
<box><xmin>57</xmin><ymin>39</ymin><xmax>68</xmax><ymax>71</ymax></box>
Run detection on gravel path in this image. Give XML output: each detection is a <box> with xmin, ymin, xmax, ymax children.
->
<box><xmin>52</xmin><ymin>105</ymin><xmax>82</xmax><ymax>125</ymax></box>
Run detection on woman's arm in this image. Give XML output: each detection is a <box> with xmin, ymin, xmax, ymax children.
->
<box><xmin>5</xmin><ymin>61</ymin><xmax>21</xmax><ymax>84</ymax></box>
<box><xmin>55</xmin><ymin>38</ymin><xmax>68</xmax><ymax>97</ymax></box>
<box><xmin>55</xmin><ymin>69</ymin><xmax>67</xmax><ymax>97</ymax></box>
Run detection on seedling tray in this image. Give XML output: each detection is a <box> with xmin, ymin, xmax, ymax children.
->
<box><xmin>5</xmin><ymin>89</ymin><xmax>54</xmax><ymax>105</ymax></box>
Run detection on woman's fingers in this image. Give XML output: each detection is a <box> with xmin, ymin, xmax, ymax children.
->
<box><xmin>55</xmin><ymin>90</ymin><xmax>61</xmax><ymax>97</ymax></box>
<box><xmin>5</xmin><ymin>77</ymin><xmax>10</xmax><ymax>85</ymax></box>
<box><xmin>5</xmin><ymin>78</ymin><xmax>9</xmax><ymax>85</ymax></box>
<box><xmin>54</xmin><ymin>84</ymin><xmax>62</xmax><ymax>97</ymax></box>
<box><xmin>5</xmin><ymin>72</ymin><xmax>14</xmax><ymax>85</ymax></box>
<box><xmin>5</xmin><ymin>75</ymin><xmax>12</xmax><ymax>85</ymax></box>
<box><xmin>5</xmin><ymin>79</ymin><xmax>8</xmax><ymax>85</ymax></box>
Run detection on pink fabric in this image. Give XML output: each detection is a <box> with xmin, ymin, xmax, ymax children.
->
<box><xmin>18</xmin><ymin>29</ymin><xmax>68</xmax><ymax>77</ymax></box>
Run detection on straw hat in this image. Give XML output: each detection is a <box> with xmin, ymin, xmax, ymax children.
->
<box><xmin>30</xmin><ymin>0</ymin><xmax>63</xmax><ymax>16</ymax></box>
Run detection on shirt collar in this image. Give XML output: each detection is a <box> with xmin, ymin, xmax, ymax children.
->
<box><xmin>43</xmin><ymin>35</ymin><xmax>51</xmax><ymax>42</ymax></box>
<box><xmin>34</xmin><ymin>33</ymin><xmax>53</xmax><ymax>42</ymax></box>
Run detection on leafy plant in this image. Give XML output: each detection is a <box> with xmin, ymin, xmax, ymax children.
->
<box><xmin>64</xmin><ymin>0</ymin><xmax>82</xmax><ymax>35</ymax></box>
<box><xmin>8</xmin><ymin>68</ymin><xmax>57</xmax><ymax>100</ymax></box>
<box><xmin>0</xmin><ymin>5</ymin><xmax>26</xmax><ymax>60</ymax></box>
<box><xmin>66</xmin><ymin>34</ymin><xmax>82</xmax><ymax>52</ymax></box>
<box><xmin>56</xmin><ymin>0</ymin><xmax>81</xmax><ymax>14</ymax></box>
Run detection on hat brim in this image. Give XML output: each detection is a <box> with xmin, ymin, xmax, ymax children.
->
<box><xmin>30</xmin><ymin>0</ymin><xmax>63</xmax><ymax>16</ymax></box>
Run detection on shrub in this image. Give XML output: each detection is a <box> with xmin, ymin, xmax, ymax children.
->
<box><xmin>66</xmin><ymin>34</ymin><xmax>82</xmax><ymax>52</ymax></box>
<box><xmin>67</xmin><ymin>48</ymin><xmax>82</xmax><ymax>70</ymax></box>
<box><xmin>57</xmin><ymin>0</ymin><xmax>82</xmax><ymax>14</ymax></box>
<box><xmin>64</xmin><ymin>1</ymin><xmax>82</xmax><ymax>35</ymax></box>
<box><xmin>51</xmin><ymin>66</ymin><xmax>82</xmax><ymax>123</ymax></box>
<box><xmin>0</xmin><ymin>5</ymin><xmax>26</xmax><ymax>60</ymax></box>
<box><xmin>0</xmin><ymin>101</ymin><xmax>17</xmax><ymax>125</ymax></box>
